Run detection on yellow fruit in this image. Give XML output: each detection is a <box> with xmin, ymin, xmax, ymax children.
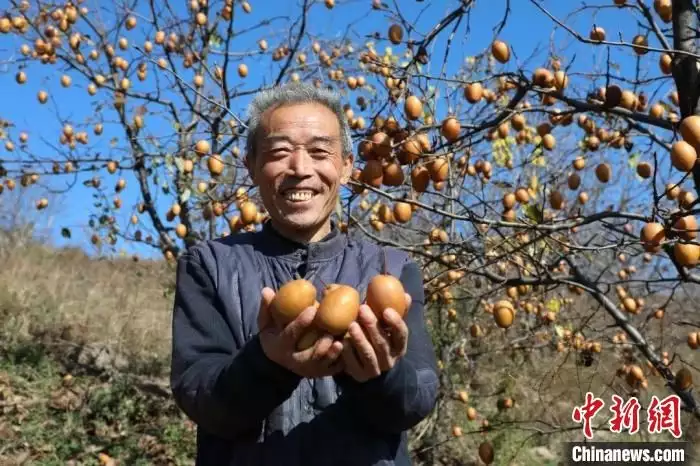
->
<box><xmin>640</xmin><ymin>222</ymin><xmax>665</xmax><ymax>252</ymax></box>
<box><xmin>671</xmin><ymin>140</ymin><xmax>697</xmax><ymax>172</ymax></box>
<box><xmin>366</xmin><ymin>274</ymin><xmax>407</xmax><ymax>319</ymax></box>
<box><xmin>680</xmin><ymin>115</ymin><xmax>700</xmax><ymax>147</ymax></box>
<box><xmin>674</xmin><ymin>242</ymin><xmax>700</xmax><ymax>267</ymax></box>
<box><xmin>632</xmin><ymin>35</ymin><xmax>648</xmax><ymax>55</ymax></box>
<box><xmin>674</xmin><ymin>216</ymin><xmax>698</xmax><ymax>240</ymax></box>
<box><xmin>440</xmin><ymin>117</ymin><xmax>461</xmax><ymax>142</ymax></box>
<box><xmin>316</xmin><ymin>285</ymin><xmax>360</xmax><ymax>335</ymax></box>
<box><xmin>494</xmin><ymin>301</ymin><xmax>514</xmax><ymax>328</ymax></box>
<box><xmin>491</xmin><ymin>40</ymin><xmax>510</xmax><ymax>63</ymax></box>
<box><xmin>464</xmin><ymin>83</ymin><xmax>483</xmax><ymax>103</ymax></box>
<box><xmin>207</xmin><ymin>154</ymin><xmax>225</xmax><ymax>176</ymax></box>
<box><xmin>194</xmin><ymin>139</ymin><xmax>210</xmax><ymax>156</ymax></box>
<box><xmin>175</xmin><ymin>223</ymin><xmax>187</xmax><ymax>238</ymax></box>
<box><xmin>659</xmin><ymin>54</ymin><xmax>673</xmax><ymax>75</ymax></box>
<box><xmin>271</xmin><ymin>279</ymin><xmax>317</xmax><ymax>326</ymax></box>
<box><xmin>404</xmin><ymin>95</ymin><xmax>422</xmax><ymax>121</ymax></box>
<box><xmin>240</xmin><ymin>201</ymin><xmax>258</xmax><ymax>225</ymax></box>
<box><xmin>393</xmin><ymin>202</ymin><xmax>412</xmax><ymax>223</ymax></box>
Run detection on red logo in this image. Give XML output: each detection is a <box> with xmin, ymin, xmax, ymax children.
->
<box><xmin>571</xmin><ymin>392</ymin><xmax>605</xmax><ymax>439</ymax></box>
<box><xmin>647</xmin><ymin>395</ymin><xmax>682</xmax><ymax>438</ymax></box>
<box><xmin>609</xmin><ymin>394</ymin><xmax>641</xmax><ymax>434</ymax></box>
<box><xmin>572</xmin><ymin>393</ymin><xmax>683</xmax><ymax>439</ymax></box>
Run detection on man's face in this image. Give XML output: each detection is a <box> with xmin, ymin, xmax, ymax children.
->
<box><xmin>247</xmin><ymin>102</ymin><xmax>352</xmax><ymax>236</ymax></box>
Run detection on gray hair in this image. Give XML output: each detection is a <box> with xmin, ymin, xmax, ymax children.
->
<box><xmin>244</xmin><ymin>82</ymin><xmax>353</xmax><ymax>160</ymax></box>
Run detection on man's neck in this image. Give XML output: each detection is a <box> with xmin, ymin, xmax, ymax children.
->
<box><xmin>270</xmin><ymin>218</ymin><xmax>332</xmax><ymax>244</ymax></box>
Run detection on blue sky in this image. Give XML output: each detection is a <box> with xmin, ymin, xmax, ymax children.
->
<box><xmin>0</xmin><ymin>0</ymin><xmax>671</xmax><ymax>259</ymax></box>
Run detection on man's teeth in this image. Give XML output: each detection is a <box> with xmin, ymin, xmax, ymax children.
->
<box><xmin>284</xmin><ymin>190</ymin><xmax>314</xmax><ymax>201</ymax></box>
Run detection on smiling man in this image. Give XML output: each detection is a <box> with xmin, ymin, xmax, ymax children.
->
<box><xmin>170</xmin><ymin>82</ymin><xmax>439</xmax><ymax>466</ymax></box>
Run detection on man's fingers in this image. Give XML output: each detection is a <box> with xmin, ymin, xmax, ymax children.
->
<box><xmin>341</xmin><ymin>339</ymin><xmax>365</xmax><ymax>379</ymax></box>
<box><xmin>310</xmin><ymin>334</ymin><xmax>334</xmax><ymax>361</ymax></box>
<box><xmin>282</xmin><ymin>306</ymin><xmax>317</xmax><ymax>344</ymax></box>
<box><xmin>383</xmin><ymin>308</ymin><xmax>409</xmax><ymax>356</ymax></box>
<box><xmin>348</xmin><ymin>321</ymin><xmax>380</xmax><ymax>377</ymax></box>
<box><xmin>357</xmin><ymin>306</ymin><xmax>392</xmax><ymax>370</ymax></box>
<box><xmin>258</xmin><ymin>287</ymin><xmax>276</xmax><ymax>330</ymax></box>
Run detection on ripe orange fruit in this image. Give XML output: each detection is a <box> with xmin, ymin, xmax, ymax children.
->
<box><xmin>567</xmin><ymin>173</ymin><xmax>581</xmax><ymax>190</ymax></box>
<box><xmin>208</xmin><ymin>154</ymin><xmax>225</xmax><ymax>176</ymax></box>
<box><xmin>382</xmin><ymin>163</ymin><xmax>404</xmax><ymax>186</ymax></box>
<box><xmin>542</xmin><ymin>134</ymin><xmax>556</xmax><ymax>150</ymax></box>
<box><xmin>659</xmin><ymin>54</ymin><xmax>672</xmax><ymax>75</ymax></box>
<box><xmin>654</xmin><ymin>0</ymin><xmax>672</xmax><ymax>23</ymax></box>
<box><xmin>493</xmin><ymin>300</ymin><xmax>514</xmax><ymax>328</ymax></box>
<box><xmin>239</xmin><ymin>201</ymin><xmax>258</xmax><ymax>225</ymax></box>
<box><xmin>404</xmin><ymin>95</ymin><xmax>422</xmax><ymax>121</ymax></box>
<box><xmin>632</xmin><ymin>35</ymin><xmax>648</xmax><ymax>55</ymax></box>
<box><xmin>674</xmin><ymin>242</ymin><xmax>700</xmax><ymax>267</ymax></box>
<box><xmin>366</xmin><ymin>274</ymin><xmax>407</xmax><ymax>319</ymax></box>
<box><xmin>388</xmin><ymin>24</ymin><xmax>403</xmax><ymax>44</ymax></box>
<box><xmin>440</xmin><ymin>117</ymin><xmax>461</xmax><ymax>142</ymax></box>
<box><xmin>371</xmin><ymin>131</ymin><xmax>391</xmax><ymax>159</ymax></box>
<box><xmin>590</xmin><ymin>26</ymin><xmax>606</xmax><ymax>42</ymax></box>
<box><xmin>464</xmin><ymin>83</ymin><xmax>483</xmax><ymax>103</ymax></box>
<box><xmin>636</xmin><ymin>162</ymin><xmax>652</xmax><ymax>178</ymax></box>
<box><xmin>194</xmin><ymin>139</ymin><xmax>210</xmax><ymax>156</ymax></box>
<box><xmin>429</xmin><ymin>157</ymin><xmax>449</xmax><ymax>182</ymax></box>
<box><xmin>515</xmin><ymin>188</ymin><xmax>529</xmax><ymax>204</ymax></box>
<box><xmin>640</xmin><ymin>222</ymin><xmax>665</xmax><ymax>252</ymax></box>
<box><xmin>679</xmin><ymin>115</ymin><xmax>700</xmax><ymax>147</ymax></box>
<box><xmin>595</xmin><ymin>163</ymin><xmax>612</xmax><ymax>183</ymax></box>
<box><xmin>549</xmin><ymin>190</ymin><xmax>564</xmax><ymax>210</ymax></box>
<box><xmin>362</xmin><ymin>160</ymin><xmax>383</xmax><ymax>187</ymax></box>
<box><xmin>175</xmin><ymin>224</ymin><xmax>187</xmax><ymax>238</ymax></box>
<box><xmin>533</xmin><ymin>68</ymin><xmax>554</xmax><ymax>88</ymax></box>
<box><xmin>491</xmin><ymin>40</ymin><xmax>510</xmax><ymax>63</ymax></box>
<box><xmin>674</xmin><ymin>215</ymin><xmax>698</xmax><ymax>240</ymax></box>
<box><xmin>411</xmin><ymin>166</ymin><xmax>430</xmax><ymax>192</ymax></box>
<box><xmin>670</xmin><ymin>140</ymin><xmax>697</xmax><ymax>172</ymax></box>
<box><xmin>393</xmin><ymin>202</ymin><xmax>412</xmax><ymax>223</ymax></box>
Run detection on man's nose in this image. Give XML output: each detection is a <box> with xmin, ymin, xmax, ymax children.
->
<box><xmin>288</xmin><ymin>147</ymin><xmax>313</xmax><ymax>177</ymax></box>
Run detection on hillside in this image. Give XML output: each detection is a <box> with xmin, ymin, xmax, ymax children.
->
<box><xmin>1</xmin><ymin>228</ymin><xmax>698</xmax><ymax>466</ymax></box>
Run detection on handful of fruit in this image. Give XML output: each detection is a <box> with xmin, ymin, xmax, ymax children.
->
<box><xmin>269</xmin><ymin>274</ymin><xmax>408</xmax><ymax>350</ymax></box>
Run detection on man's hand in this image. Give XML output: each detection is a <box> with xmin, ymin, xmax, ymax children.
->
<box><xmin>341</xmin><ymin>293</ymin><xmax>411</xmax><ymax>383</ymax></box>
<box><xmin>258</xmin><ymin>287</ymin><xmax>344</xmax><ymax>379</ymax></box>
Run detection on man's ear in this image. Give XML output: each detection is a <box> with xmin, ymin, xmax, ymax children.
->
<box><xmin>340</xmin><ymin>153</ymin><xmax>354</xmax><ymax>184</ymax></box>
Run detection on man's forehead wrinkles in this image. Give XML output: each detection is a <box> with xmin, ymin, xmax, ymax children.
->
<box><xmin>263</xmin><ymin>133</ymin><xmax>338</xmax><ymax>144</ymax></box>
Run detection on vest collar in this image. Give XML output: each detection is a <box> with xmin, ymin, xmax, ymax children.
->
<box><xmin>256</xmin><ymin>218</ymin><xmax>347</xmax><ymax>262</ymax></box>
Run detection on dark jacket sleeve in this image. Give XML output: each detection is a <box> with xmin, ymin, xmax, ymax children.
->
<box><xmin>170</xmin><ymin>250</ymin><xmax>302</xmax><ymax>439</ymax></box>
<box><xmin>336</xmin><ymin>259</ymin><xmax>439</xmax><ymax>434</ymax></box>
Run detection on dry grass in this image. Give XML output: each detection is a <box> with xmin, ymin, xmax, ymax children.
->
<box><xmin>1</xmin><ymin>226</ymin><xmax>699</xmax><ymax>465</ymax></box>
<box><xmin>0</xmin><ymin>228</ymin><xmax>176</xmax><ymax>373</ymax></box>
